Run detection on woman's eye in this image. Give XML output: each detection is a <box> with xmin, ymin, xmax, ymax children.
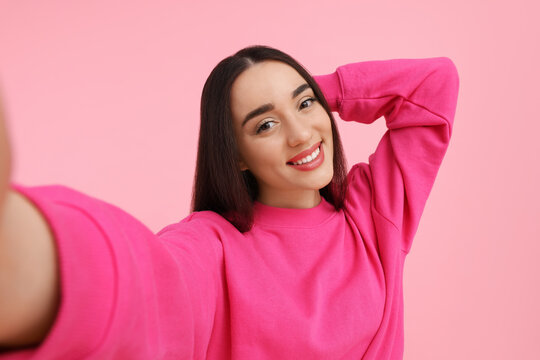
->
<box><xmin>300</xmin><ymin>97</ymin><xmax>316</xmax><ymax>110</ymax></box>
<box><xmin>256</xmin><ymin>120</ymin><xmax>275</xmax><ymax>134</ymax></box>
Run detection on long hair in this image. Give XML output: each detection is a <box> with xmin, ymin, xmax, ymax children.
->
<box><xmin>192</xmin><ymin>45</ymin><xmax>348</xmax><ymax>232</ymax></box>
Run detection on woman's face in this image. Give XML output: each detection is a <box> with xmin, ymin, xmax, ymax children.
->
<box><xmin>230</xmin><ymin>60</ymin><xmax>334</xmax><ymax>208</ymax></box>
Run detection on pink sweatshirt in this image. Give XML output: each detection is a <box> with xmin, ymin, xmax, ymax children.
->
<box><xmin>1</xmin><ymin>57</ymin><xmax>459</xmax><ymax>359</ymax></box>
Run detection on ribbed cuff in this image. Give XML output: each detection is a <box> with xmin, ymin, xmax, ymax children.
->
<box><xmin>313</xmin><ymin>72</ymin><xmax>341</xmax><ymax>112</ymax></box>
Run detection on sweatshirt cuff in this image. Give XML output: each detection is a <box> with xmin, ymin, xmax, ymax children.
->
<box><xmin>313</xmin><ymin>72</ymin><xmax>341</xmax><ymax>112</ymax></box>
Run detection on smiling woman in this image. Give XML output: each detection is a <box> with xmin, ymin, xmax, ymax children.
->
<box><xmin>1</xmin><ymin>45</ymin><xmax>459</xmax><ymax>359</ymax></box>
<box><xmin>192</xmin><ymin>46</ymin><xmax>348</xmax><ymax>232</ymax></box>
<box><xmin>231</xmin><ymin>61</ymin><xmax>334</xmax><ymax>209</ymax></box>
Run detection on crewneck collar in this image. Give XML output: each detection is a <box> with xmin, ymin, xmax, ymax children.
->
<box><xmin>252</xmin><ymin>196</ymin><xmax>337</xmax><ymax>228</ymax></box>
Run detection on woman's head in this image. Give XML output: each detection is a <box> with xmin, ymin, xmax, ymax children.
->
<box><xmin>192</xmin><ymin>45</ymin><xmax>347</xmax><ymax>232</ymax></box>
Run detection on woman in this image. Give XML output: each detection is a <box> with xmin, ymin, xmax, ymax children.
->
<box><xmin>0</xmin><ymin>45</ymin><xmax>459</xmax><ymax>359</ymax></box>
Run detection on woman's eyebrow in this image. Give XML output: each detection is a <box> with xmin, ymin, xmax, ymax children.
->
<box><xmin>241</xmin><ymin>83</ymin><xmax>311</xmax><ymax>128</ymax></box>
<box><xmin>291</xmin><ymin>83</ymin><xmax>310</xmax><ymax>99</ymax></box>
<box><xmin>242</xmin><ymin>103</ymin><xmax>274</xmax><ymax>127</ymax></box>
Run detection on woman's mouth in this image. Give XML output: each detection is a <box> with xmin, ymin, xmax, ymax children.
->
<box><xmin>286</xmin><ymin>142</ymin><xmax>324</xmax><ymax>171</ymax></box>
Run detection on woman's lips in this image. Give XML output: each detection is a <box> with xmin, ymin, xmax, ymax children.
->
<box><xmin>286</xmin><ymin>141</ymin><xmax>322</xmax><ymax>164</ymax></box>
<box><xmin>286</xmin><ymin>143</ymin><xmax>324</xmax><ymax>171</ymax></box>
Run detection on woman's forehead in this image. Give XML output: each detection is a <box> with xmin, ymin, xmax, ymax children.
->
<box><xmin>236</xmin><ymin>61</ymin><xmax>303</xmax><ymax>91</ymax></box>
<box><xmin>231</xmin><ymin>61</ymin><xmax>307</xmax><ymax>115</ymax></box>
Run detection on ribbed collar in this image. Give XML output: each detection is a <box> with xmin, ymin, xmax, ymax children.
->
<box><xmin>252</xmin><ymin>196</ymin><xmax>337</xmax><ymax>228</ymax></box>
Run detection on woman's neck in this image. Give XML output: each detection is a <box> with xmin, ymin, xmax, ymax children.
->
<box><xmin>256</xmin><ymin>189</ymin><xmax>322</xmax><ymax>209</ymax></box>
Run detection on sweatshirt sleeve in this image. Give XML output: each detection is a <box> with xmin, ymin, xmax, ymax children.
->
<box><xmin>314</xmin><ymin>57</ymin><xmax>460</xmax><ymax>254</ymax></box>
<box><xmin>0</xmin><ymin>183</ymin><xmax>223</xmax><ymax>359</ymax></box>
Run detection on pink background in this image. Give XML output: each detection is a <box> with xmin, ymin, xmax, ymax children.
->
<box><xmin>1</xmin><ymin>0</ymin><xmax>539</xmax><ymax>358</ymax></box>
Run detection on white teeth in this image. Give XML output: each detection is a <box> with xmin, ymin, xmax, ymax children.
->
<box><xmin>292</xmin><ymin>146</ymin><xmax>320</xmax><ymax>165</ymax></box>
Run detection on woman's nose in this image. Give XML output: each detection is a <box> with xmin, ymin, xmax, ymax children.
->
<box><xmin>285</xmin><ymin>114</ymin><xmax>312</xmax><ymax>147</ymax></box>
<box><xmin>286</xmin><ymin>114</ymin><xmax>312</xmax><ymax>148</ymax></box>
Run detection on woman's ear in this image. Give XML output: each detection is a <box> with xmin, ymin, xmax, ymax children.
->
<box><xmin>239</xmin><ymin>160</ymin><xmax>249</xmax><ymax>171</ymax></box>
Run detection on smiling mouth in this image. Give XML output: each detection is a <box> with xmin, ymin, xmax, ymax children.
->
<box><xmin>286</xmin><ymin>142</ymin><xmax>322</xmax><ymax>165</ymax></box>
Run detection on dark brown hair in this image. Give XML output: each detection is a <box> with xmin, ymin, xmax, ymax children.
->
<box><xmin>191</xmin><ymin>45</ymin><xmax>347</xmax><ymax>232</ymax></box>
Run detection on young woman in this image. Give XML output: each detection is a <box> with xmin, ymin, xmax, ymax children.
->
<box><xmin>0</xmin><ymin>45</ymin><xmax>459</xmax><ymax>359</ymax></box>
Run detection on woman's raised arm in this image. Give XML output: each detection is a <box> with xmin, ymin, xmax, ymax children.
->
<box><xmin>315</xmin><ymin>57</ymin><xmax>460</xmax><ymax>254</ymax></box>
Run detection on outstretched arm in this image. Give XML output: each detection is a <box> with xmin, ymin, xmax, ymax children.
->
<box><xmin>0</xmin><ymin>99</ymin><xmax>60</xmax><ymax>349</ymax></box>
<box><xmin>0</xmin><ymin>96</ymin><xmax>223</xmax><ymax>358</ymax></box>
<box><xmin>315</xmin><ymin>57</ymin><xmax>460</xmax><ymax>253</ymax></box>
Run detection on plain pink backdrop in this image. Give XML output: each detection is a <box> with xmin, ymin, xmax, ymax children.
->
<box><xmin>1</xmin><ymin>0</ymin><xmax>539</xmax><ymax>358</ymax></box>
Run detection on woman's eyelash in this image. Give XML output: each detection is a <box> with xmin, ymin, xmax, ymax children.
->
<box><xmin>300</xmin><ymin>97</ymin><xmax>317</xmax><ymax>109</ymax></box>
<box><xmin>256</xmin><ymin>120</ymin><xmax>274</xmax><ymax>134</ymax></box>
